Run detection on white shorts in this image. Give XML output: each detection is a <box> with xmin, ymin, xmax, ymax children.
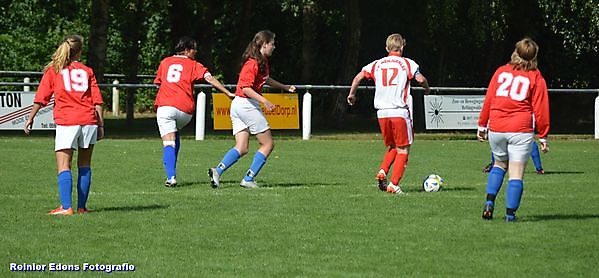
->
<box><xmin>156</xmin><ymin>106</ymin><xmax>192</xmax><ymax>137</ymax></box>
<box><xmin>488</xmin><ymin>131</ymin><xmax>534</xmax><ymax>163</ymax></box>
<box><xmin>230</xmin><ymin>96</ymin><xmax>270</xmax><ymax>135</ymax></box>
<box><xmin>55</xmin><ymin>125</ymin><xmax>98</xmax><ymax>151</ymax></box>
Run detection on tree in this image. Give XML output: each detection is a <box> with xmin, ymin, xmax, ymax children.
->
<box><xmin>538</xmin><ymin>0</ymin><xmax>599</xmax><ymax>56</ymax></box>
<box><xmin>88</xmin><ymin>0</ymin><xmax>110</xmax><ymax>83</ymax></box>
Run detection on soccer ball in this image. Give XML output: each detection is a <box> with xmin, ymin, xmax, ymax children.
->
<box><xmin>422</xmin><ymin>174</ymin><xmax>444</xmax><ymax>192</ymax></box>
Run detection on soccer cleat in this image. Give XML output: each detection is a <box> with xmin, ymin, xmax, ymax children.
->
<box><xmin>48</xmin><ymin>206</ymin><xmax>74</xmax><ymax>216</ymax></box>
<box><xmin>164</xmin><ymin>177</ymin><xmax>177</xmax><ymax>187</ymax></box>
<box><xmin>376</xmin><ymin>172</ymin><xmax>388</xmax><ymax>191</ymax></box>
<box><xmin>386</xmin><ymin>183</ymin><xmax>404</xmax><ymax>195</ymax></box>
<box><xmin>536</xmin><ymin>169</ymin><xmax>545</xmax><ymax>175</ymax></box>
<box><xmin>77</xmin><ymin>208</ymin><xmax>93</xmax><ymax>214</ymax></box>
<box><xmin>504</xmin><ymin>214</ymin><xmax>517</xmax><ymax>222</ymax></box>
<box><xmin>482</xmin><ymin>203</ymin><xmax>494</xmax><ymax>220</ymax></box>
<box><xmin>208</xmin><ymin>168</ymin><xmax>220</xmax><ymax>188</ymax></box>
<box><xmin>240</xmin><ymin>179</ymin><xmax>258</xmax><ymax>189</ymax></box>
<box><xmin>483</xmin><ymin>163</ymin><xmax>493</xmax><ymax>173</ymax></box>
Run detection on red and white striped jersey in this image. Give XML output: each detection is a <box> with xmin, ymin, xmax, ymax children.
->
<box><xmin>478</xmin><ymin>64</ymin><xmax>550</xmax><ymax>138</ymax></box>
<box><xmin>35</xmin><ymin>61</ymin><xmax>103</xmax><ymax>126</ymax></box>
<box><xmin>361</xmin><ymin>52</ymin><xmax>420</xmax><ymax>115</ymax></box>
<box><xmin>154</xmin><ymin>55</ymin><xmax>209</xmax><ymax>114</ymax></box>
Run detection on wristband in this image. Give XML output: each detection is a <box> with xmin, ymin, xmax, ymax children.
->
<box><xmin>538</xmin><ymin>138</ymin><xmax>547</xmax><ymax>143</ymax></box>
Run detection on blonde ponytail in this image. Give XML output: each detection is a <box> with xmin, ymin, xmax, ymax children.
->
<box><xmin>45</xmin><ymin>35</ymin><xmax>84</xmax><ymax>73</ymax></box>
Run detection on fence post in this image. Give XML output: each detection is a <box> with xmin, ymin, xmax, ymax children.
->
<box><xmin>112</xmin><ymin>80</ymin><xmax>119</xmax><ymax>116</ymax></box>
<box><xmin>196</xmin><ymin>91</ymin><xmax>206</xmax><ymax>140</ymax></box>
<box><xmin>302</xmin><ymin>86</ymin><xmax>312</xmax><ymax>140</ymax></box>
<box><xmin>595</xmin><ymin>92</ymin><xmax>599</xmax><ymax>139</ymax></box>
<box><xmin>23</xmin><ymin>77</ymin><xmax>30</xmax><ymax>92</ymax></box>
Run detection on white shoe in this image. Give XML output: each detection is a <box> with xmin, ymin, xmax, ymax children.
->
<box><xmin>165</xmin><ymin>177</ymin><xmax>177</xmax><ymax>187</ymax></box>
<box><xmin>240</xmin><ymin>179</ymin><xmax>258</xmax><ymax>189</ymax></box>
<box><xmin>386</xmin><ymin>183</ymin><xmax>404</xmax><ymax>195</ymax></box>
<box><xmin>208</xmin><ymin>168</ymin><xmax>220</xmax><ymax>188</ymax></box>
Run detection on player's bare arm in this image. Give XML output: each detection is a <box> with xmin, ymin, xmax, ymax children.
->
<box><xmin>266</xmin><ymin>77</ymin><xmax>295</xmax><ymax>93</ymax></box>
<box><xmin>242</xmin><ymin>87</ymin><xmax>275</xmax><ymax>111</ymax></box>
<box><xmin>95</xmin><ymin>105</ymin><xmax>104</xmax><ymax>140</ymax></box>
<box><xmin>347</xmin><ymin>71</ymin><xmax>365</xmax><ymax>106</ymax></box>
<box><xmin>205</xmin><ymin>74</ymin><xmax>234</xmax><ymax>99</ymax></box>
<box><xmin>415</xmin><ymin>73</ymin><xmax>431</xmax><ymax>95</ymax></box>
<box><xmin>23</xmin><ymin>103</ymin><xmax>43</xmax><ymax>135</ymax></box>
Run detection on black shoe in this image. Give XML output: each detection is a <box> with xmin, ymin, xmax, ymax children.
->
<box><xmin>536</xmin><ymin>169</ymin><xmax>545</xmax><ymax>175</ymax></box>
<box><xmin>376</xmin><ymin>172</ymin><xmax>387</xmax><ymax>191</ymax></box>
<box><xmin>504</xmin><ymin>214</ymin><xmax>517</xmax><ymax>222</ymax></box>
<box><xmin>482</xmin><ymin>203</ymin><xmax>494</xmax><ymax>220</ymax></box>
<box><xmin>483</xmin><ymin>163</ymin><xmax>493</xmax><ymax>173</ymax></box>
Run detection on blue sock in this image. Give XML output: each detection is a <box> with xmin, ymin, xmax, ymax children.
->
<box><xmin>163</xmin><ymin>145</ymin><xmax>176</xmax><ymax>179</ymax></box>
<box><xmin>77</xmin><ymin>167</ymin><xmax>91</xmax><ymax>209</ymax></box>
<box><xmin>506</xmin><ymin>179</ymin><xmax>524</xmax><ymax>211</ymax></box>
<box><xmin>530</xmin><ymin>141</ymin><xmax>543</xmax><ymax>171</ymax></box>
<box><xmin>216</xmin><ymin>148</ymin><xmax>241</xmax><ymax>175</ymax></box>
<box><xmin>57</xmin><ymin>170</ymin><xmax>72</xmax><ymax>209</ymax></box>
<box><xmin>243</xmin><ymin>151</ymin><xmax>267</xmax><ymax>182</ymax></box>
<box><xmin>486</xmin><ymin>167</ymin><xmax>506</xmax><ymax>203</ymax></box>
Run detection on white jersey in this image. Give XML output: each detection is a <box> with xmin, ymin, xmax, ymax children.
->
<box><xmin>361</xmin><ymin>52</ymin><xmax>420</xmax><ymax>118</ymax></box>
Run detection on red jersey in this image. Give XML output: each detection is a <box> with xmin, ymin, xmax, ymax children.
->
<box><xmin>34</xmin><ymin>62</ymin><xmax>103</xmax><ymax>126</ymax></box>
<box><xmin>154</xmin><ymin>55</ymin><xmax>209</xmax><ymax>114</ymax></box>
<box><xmin>478</xmin><ymin>64</ymin><xmax>550</xmax><ymax>138</ymax></box>
<box><xmin>235</xmin><ymin>58</ymin><xmax>269</xmax><ymax>97</ymax></box>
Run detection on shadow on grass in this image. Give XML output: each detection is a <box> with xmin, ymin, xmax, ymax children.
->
<box><xmin>96</xmin><ymin>204</ymin><xmax>169</xmax><ymax>212</ymax></box>
<box><xmin>538</xmin><ymin>170</ymin><xmax>584</xmax><ymax>175</ymax></box>
<box><xmin>405</xmin><ymin>186</ymin><xmax>475</xmax><ymax>193</ymax></box>
<box><xmin>214</xmin><ymin>180</ymin><xmax>343</xmax><ymax>188</ymax></box>
<box><xmin>523</xmin><ymin>214</ymin><xmax>599</xmax><ymax>222</ymax></box>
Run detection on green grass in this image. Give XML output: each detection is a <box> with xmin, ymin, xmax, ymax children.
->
<box><xmin>1</xmin><ymin>136</ymin><xmax>598</xmax><ymax>276</ymax></box>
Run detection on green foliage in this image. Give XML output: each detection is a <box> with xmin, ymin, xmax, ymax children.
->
<box><xmin>538</xmin><ymin>0</ymin><xmax>599</xmax><ymax>55</ymax></box>
<box><xmin>1</xmin><ymin>137</ymin><xmax>598</xmax><ymax>276</ymax></box>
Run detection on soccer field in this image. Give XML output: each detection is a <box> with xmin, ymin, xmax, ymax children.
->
<box><xmin>1</xmin><ymin>136</ymin><xmax>598</xmax><ymax>276</ymax></box>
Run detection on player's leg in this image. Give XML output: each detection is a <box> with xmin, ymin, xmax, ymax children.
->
<box><xmin>241</xmin><ymin>129</ymin><xmax>273</xmax><ymax>186</ymax></box>
<box><xmin>49</xmin><ymin>125</ymin><xmax>80</xmax><ymax>215</ymax></box>
<box><xmin>74</xmin><ymin>125</ymin><xmax>98</xmax><ymax>213</ymax></box>
<box><xmin>530</xmin><ymin>140</ymin><xmax>544</xmax><ymax>174</ymax></box>
<box><xmin>76</xmin><ymin>145</ymin><xmax>94</xmax><ymax>213</ymax></box>
<box><xmin>157</xmin><ymin>107</ymin><xmax>188</xmax><ymax>187</ymax></box>
<box><xmin>504</xmin><ymin>133</ymin><xmax>533</xmax><ymax>222</ymax></box>
<box><xmin>483</xmin><ymin>151</ymin><xmax>494</xmax><ymax>173</ymax></box>
<box><xmin>387</xmin><ymin>117</ymin><xmax>412</xmax><ymax>194</ymax></box>
<box><xmin>208</xmin><ymin>129</ymin><xmax>248</xmax><ymax>188</ymax></box>
<box><xmin>376</xmin><ymin>118</ymin><xmax>395</xmax><ymax>190</ymax></box>
<box><xmin>52</xmin><ymin>149</ymin><xmax>75</xmax><ymax>215</ymax></box>
<box><xmin>483</xmin><ymin>132</ymin><xmax>509</xmax><ymax>220</ymax></box>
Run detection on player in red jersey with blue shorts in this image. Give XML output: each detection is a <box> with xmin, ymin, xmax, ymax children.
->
<box><xmin>24</xmin><ymin>35</ymin><xmax>104</xmax><ymax>215</ymax></box>
<box><xmin>208</xmin><ymin>30</ymin><xmax>296</xmax><ymax>189</ymax></box>
<box><xmin>154</xmin><ymin>37</ymin><xmax>233</xmax><ymax>187</ymax></box>
<box><xmin>477</xmin><ymin>37</ymin><xmax>550</xmax><ymax>222</ymax></box>
<box><xmin>347</xmin><ymin>33</ymin><xmax>430</xmax><ymax>194</ymax></box>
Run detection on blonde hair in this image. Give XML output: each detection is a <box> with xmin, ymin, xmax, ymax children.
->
<box><xmin>386</xmin><ymin>33</ymin><xmax>406</xmax><ymax>52</ymax></box>
<box><xmin>509</xmin><ymin>37</ymin><xmax>539</xmax><ymax>71</ymax></box>
<box><xmin>45</xmin><ymin>35</ymin><xmax>84</xmax><ymax>73</ymax></box>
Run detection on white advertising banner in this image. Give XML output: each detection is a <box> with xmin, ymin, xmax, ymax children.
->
<box><xmin>0</xmin><ymin>91</ymin><xmax>55</xmax><ymax>130</ymax></box>
<box><xmin>423</xmin><ymin>95</ymin><xmax>485</xmax><ymax>129</ymax></box>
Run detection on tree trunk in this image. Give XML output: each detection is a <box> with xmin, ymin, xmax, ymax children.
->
<box><xmin>225</xmin><ymin>0</ymin><xmax>254</xmax><ymax>83</ymax></box>
<box><xmin>88</xmin><ymin>0</ymin><xmax>109</xmax><ymax>84</ymax></box>
<box><xmin>121</xmin><ymin>0</ymin><xmax>144</xmax><ymax>126</ymax></box>
<box><xmin>301</xmin><ymin>1</ymin><xmax>318</xmax><ymax>83</ymax></box>
<box><xmin>330</xmin><ymin>0</ymin><xmax>361</xmax><ymax>125</ymax></box>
